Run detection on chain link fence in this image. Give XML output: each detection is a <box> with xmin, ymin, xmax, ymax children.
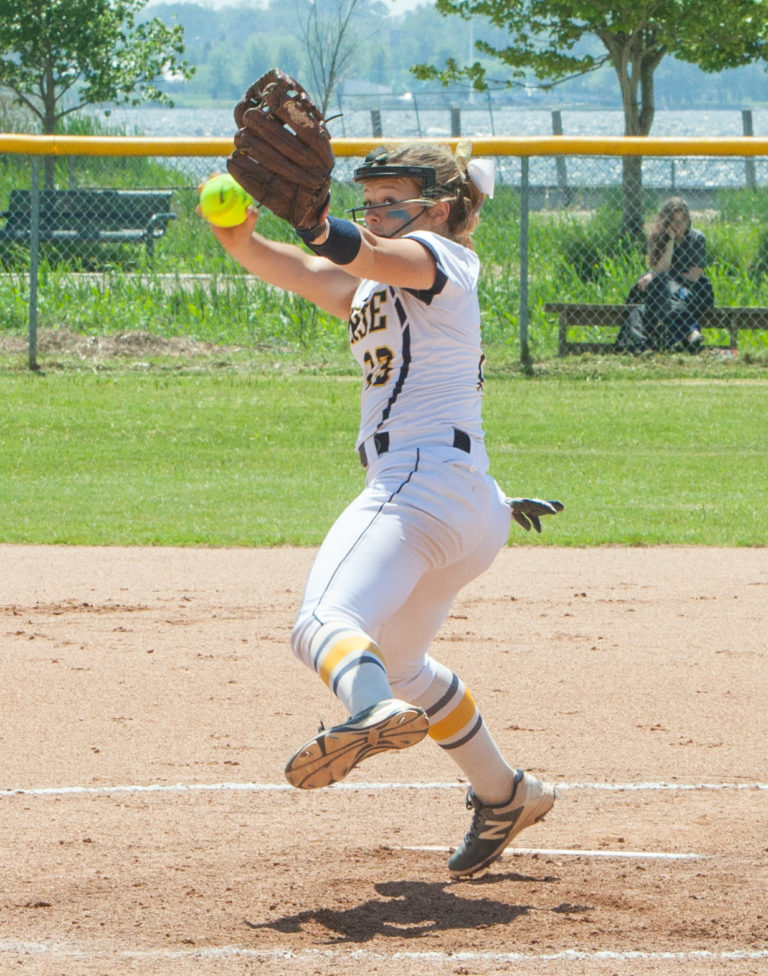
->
<box><xmin>2</xmin><ymin>136</ymin><xmax>768</xmax><ymax>368</ymax></box>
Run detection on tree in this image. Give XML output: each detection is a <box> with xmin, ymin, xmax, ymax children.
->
<box><xmin>413</xmin><ymin>0</ymin><xmax>768</xmax><ymax>237</ymax></box>
<box><xmin>296</xmin><ymin>0</ymin><xmax>366</xmax><ymax>115</ymax></box>
<box><xmin>0</xmin><ymin>0</ymin><xmax>194</xmax><ymax>135</ymax></box>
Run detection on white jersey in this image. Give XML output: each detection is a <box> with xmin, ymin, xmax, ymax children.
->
<box><xmin>348</xmin><ymin>231</ymin><xmax>486</xmax><ymax>450</ymax></box>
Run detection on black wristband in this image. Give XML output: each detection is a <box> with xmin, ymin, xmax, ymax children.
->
<box><xmin>296</xmin><ymin>224</ymin><xmax>325</xmax><ymax>244</ymax></box>
<box><xmin>299</xmin><ymin>216</ymin><xmax>362</xmax><ymax>265</ymax></box>
<box><xmin>295</xmin><ymin>193</ymin><xmax>331</xmax><ymax>244</ymax></box>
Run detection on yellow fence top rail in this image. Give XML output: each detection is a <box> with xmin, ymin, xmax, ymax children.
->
<box><xmin>3</xmin><ymin>133</ymin><xmax>768</xmax><ymax>158</ymax></box>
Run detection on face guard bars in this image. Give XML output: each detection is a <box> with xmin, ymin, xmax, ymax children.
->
<box><xmin>353</xmin><ymin>147</ymin><xmax>440</xmax><ymax>197</ymax></box>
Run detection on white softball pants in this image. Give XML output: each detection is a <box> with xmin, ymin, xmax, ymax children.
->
<box><xmin>290</xmin><ymin>442</ymin><xmax>511</xmax><ymax>701</ymax></box>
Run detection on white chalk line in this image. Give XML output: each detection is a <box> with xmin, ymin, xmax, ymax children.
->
<box><xmin>1</xmin><ymin>941</ymin><xmax>767</xmax><ymax>965</ymax></box>
<box><xmin>0</xmin><ymin>779</ymin><xmax>756</xmax><ymax>865</ymax></box>
<box><xmin>2</xmin><ymin>779</ymin><xmax>767</xmax><ymax>799</ymax></box>
<box><xmin>403</xmin><ymin>845</ymin><xmax>705</xmax><ymax>861</ymax></box>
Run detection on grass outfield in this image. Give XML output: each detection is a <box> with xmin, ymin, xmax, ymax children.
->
<box><xmin>1</xmin><ymin>360</ymin><xmax>766</xmax><ymax>547</ymax></box>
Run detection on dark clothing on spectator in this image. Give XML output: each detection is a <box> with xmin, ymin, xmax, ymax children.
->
<box><xmin>670</xmin><ymin>228</ymin><xmax>707</xmax><ymax>277</ymax></box>
<box><xmin>618</xmin><ymin>228</ymin><xmax>714</xmax><ymax>352</ymax></box>
<box><xmin>636</xmin><ymin>272</ymin><xmax>714</xmax><ymax>349</ymax></box>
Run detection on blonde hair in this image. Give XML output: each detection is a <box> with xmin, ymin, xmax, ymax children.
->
<box><xmin>370</xmin><ymin>142</ymin><xmax>484</xmax><ymax>249</ymax></box>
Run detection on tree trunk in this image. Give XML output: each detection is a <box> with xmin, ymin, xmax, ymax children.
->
<box><xmin>621</xmin><ymin>156</ymin><xmax>644</xmax><ymax>241</ymax></box>
<box><xmin>43</xmin><ymin>155</ymin><xmax>56</xmax><ymax>190</ymax></box>
<box><xmin>604</xmin><ymin>27</ymin><xmax>665</xmax><ymax>242</ymax></box>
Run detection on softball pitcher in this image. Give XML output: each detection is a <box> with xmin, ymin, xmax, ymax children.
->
<box><xmin>207</xmin><ymin>138</ymin><xmax>561</xmax><ymax>878</ymax></box>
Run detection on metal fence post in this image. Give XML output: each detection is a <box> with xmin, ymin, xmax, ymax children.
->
<box><xmin>412</xmin><ymin>95</ymin><xmax>422</xmax><ymax>137</ymax></box>
<box><xmin>28</xmin><ymin>157</ymin><xmax>41</xmax><ymax>371</ymax></box>
<box><xmin>551</xmin><ymin>110</ymin><xmax>571</xmax><ymax>205</ymax></box>
<box><xmin>336</xmin><ymin>93</ymin><xmax>347</xmax><ymax>136</ymax></box>
<box><xmin>742</xmin><ymin>109</ymin><xmax>757</xmax><ymax>190</ymax></box>
<box><xmin>519</xmin><ymin>155</ymin><xmax>531</xmax><ymax>367</ymax></box>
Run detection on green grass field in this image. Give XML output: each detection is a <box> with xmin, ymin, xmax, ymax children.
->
<box><xmin>2</xmin><ymin>366</ymin><xmax>765</xmax><ymax>547</ymax></box>
<box><xmin>2</xmin><ymin>134</ymin><xmax>766</xmax><ymax>550</ymax></box>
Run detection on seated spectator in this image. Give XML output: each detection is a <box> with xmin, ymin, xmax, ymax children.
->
<box><xmin>618</xmin><ymin>197</ymin><xmax>714</xmax><ymax>353</ymax></box>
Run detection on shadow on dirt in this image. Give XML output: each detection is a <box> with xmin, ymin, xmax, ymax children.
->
<box><xmin>243</xmin><ymin>875</ymin><xmax>565</xmax><ymax>943</ymax></box>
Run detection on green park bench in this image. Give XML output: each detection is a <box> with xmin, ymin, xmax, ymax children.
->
<box><xmin>0</xmin><ymin>188</ymin><xmax>177</xmax><ymax>261</ymax></box>
<box><xmin>544</xmin><ymin>302</ymin><xmax>768</xmax><ymax>355</ymax></box>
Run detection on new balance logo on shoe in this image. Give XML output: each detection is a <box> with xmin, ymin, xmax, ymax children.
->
<box><xmin>478</xmin><ymin>809</ymin><xmax>523</xmax><ymax>842</ymax></box>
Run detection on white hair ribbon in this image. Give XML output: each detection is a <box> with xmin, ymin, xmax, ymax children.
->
<box><xmin>467</xmin><ymin>158</ymin><xmax>496</xmax><ymax>198</ymax></box>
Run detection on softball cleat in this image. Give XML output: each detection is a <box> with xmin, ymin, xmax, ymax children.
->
<box><xmin>284</xmin><ymin>698</ymin><xmax>429</xmax><ymax>790</ymax></box>
<box><xmin>448</xmin><ymin>769</ymin><xmax>556</xmax><ymax>878</ymax></box>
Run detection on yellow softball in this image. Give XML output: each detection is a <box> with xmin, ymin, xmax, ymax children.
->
<box><xmin>198</xmin><ymin>173</ymin><xmax>254</xmax><ymax>227</ymax></box>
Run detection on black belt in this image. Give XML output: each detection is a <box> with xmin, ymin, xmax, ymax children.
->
<box><xmin>358</xmin><ymin>427</ymin><xmax>471</xmax><ymax>468</ymax></box>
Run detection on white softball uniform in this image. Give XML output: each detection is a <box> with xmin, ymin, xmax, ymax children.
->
<box><xmin>291</xmin><ymin>231</ymin><xmax>512</xmax><ymax>725</ymax></box>
<box><xmin>351</xmin><ymin>230</ymin><xmax>487</xmax><ymax>457</ymax></box>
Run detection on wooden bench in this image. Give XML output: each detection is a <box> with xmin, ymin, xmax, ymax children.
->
<box><xmin>544</xmin><ymin>302</ymin><xmax>768</xmax><ymax>355</ymax></box>
<box><xmin>0</xmin><ymin>188</ymin><xmax>176</xmax><ymax>261</ymax></box>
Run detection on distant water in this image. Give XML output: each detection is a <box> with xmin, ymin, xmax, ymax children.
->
<box><xmin>107</xmin><ymin>104</ymin><xmax>768</xmax><ymax>140</ymax></box>
<box><xmin>105</xmin><ymin>105</ymin><xmax>768</xmax><ymax>188</ymax></box>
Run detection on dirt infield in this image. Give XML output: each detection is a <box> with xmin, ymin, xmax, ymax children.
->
<box><xmin>1</xmin><ymin>544</ymin><xmax>766</xmax><ymax>975</ymax></box>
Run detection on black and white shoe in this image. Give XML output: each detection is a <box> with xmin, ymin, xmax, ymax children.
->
<box><xmin>686</xmin><ymin>329</ymin><xmax>703</xmax><ymax>353</ymax></box>
<box><xmin>449</xmin><ymin>770</ymin><xmax>556</xmax><ymax>878</ymax></box>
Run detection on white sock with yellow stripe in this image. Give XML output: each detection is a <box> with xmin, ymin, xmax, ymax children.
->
<box><xmin>408</xmin><ymin>666</ymin><xmax>517</xmax><ymax>806</ymax></box>
<box><xmin>309</xmin><ymin>623</ymin><xmax>394</xmax><ymax>717</ymax></box>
